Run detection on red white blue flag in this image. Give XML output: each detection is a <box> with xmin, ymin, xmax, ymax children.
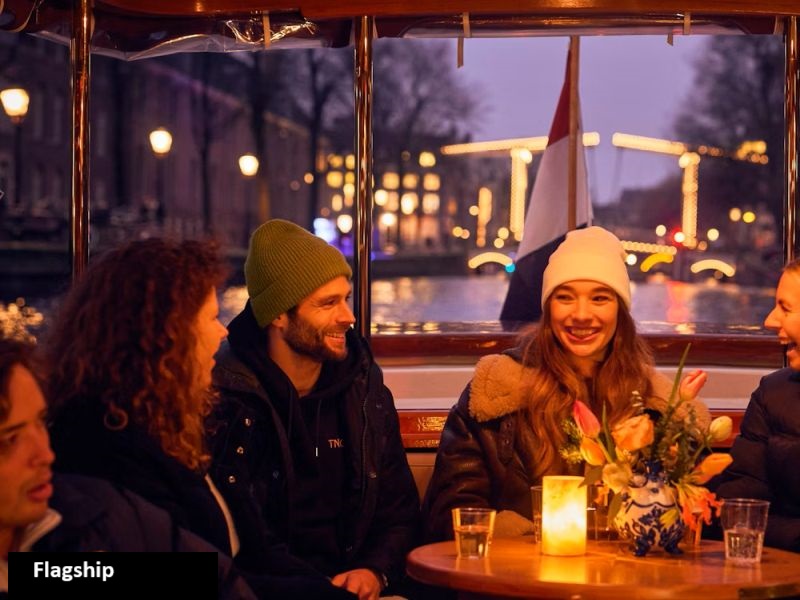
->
<box><xmin>500</xmin><ymin>48</ymin><xmax>592</xmax><ymax>323</ymax></box>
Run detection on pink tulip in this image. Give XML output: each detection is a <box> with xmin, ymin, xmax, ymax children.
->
<box><xmin>572</xmin><ymin>400</ymin><xmax>601</xmax><ymax>438</ymax></box>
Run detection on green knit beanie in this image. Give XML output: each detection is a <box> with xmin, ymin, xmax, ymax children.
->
<box><xmin>245</xmin><ymin>219</ymin><xmax>352</xmax><ymax>327</ymax></box>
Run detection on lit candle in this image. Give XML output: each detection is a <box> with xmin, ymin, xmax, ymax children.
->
<box><xmin>542</xmin><ymin>475</ymin><xmax>587</xmax><ymax>556</ymax></box>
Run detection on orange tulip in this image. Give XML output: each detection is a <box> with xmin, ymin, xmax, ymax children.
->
<box><xmin>573</xmin><ymin>400</ymin><xmax>601</xmax><ymax>438</ymax></box>
<box><xmin>690</xmin><ymin>453</ymin><xmax>733</xmax><ymax>484</ymax></box>
<box><xmin>580</xmin><ymin>438</ymin><xmax>607</xmax><ymax>466</ymax></box>
<box><xmin>611</xmin><ymin>414</ymin><xmax>654</xmax><ymax>452</ymax></box>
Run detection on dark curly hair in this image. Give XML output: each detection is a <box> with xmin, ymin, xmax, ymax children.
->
<box><xmin>0</xmin><ymin>337</ymin><xmax>38</xmax><ymax>424</ymax></box>
<box><xmin>45</xmin><ymin>238</ymin><xmax>227</xmax><ymax>472</ymax></box>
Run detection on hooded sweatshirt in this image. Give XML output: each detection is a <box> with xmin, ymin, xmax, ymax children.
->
<box><xmin>226</xmin><ymin>303</ymin><xmax>360</xmax><ymax>575</ymax></box>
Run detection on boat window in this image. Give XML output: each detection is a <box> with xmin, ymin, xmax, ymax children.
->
<box><xmin>0</xmin><ymin>29</ymin><xmax>784</xmax><ymax>347</ymax></box>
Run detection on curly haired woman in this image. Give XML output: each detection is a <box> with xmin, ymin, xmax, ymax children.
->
<box><xmin>422</xmin><ymin>227</ymin><xmax>712</xmax><ymax>541</ymax></box>
<box><xmin>44</xmin><ymin>239</ymin><xmax>353</xmax><ymax>598</ymax></box>
<box><xmin>45</xmin><ymin>238</ymin><xmax>238</xmax><ymax>540</ymax></box>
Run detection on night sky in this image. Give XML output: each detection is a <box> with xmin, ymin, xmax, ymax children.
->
<box><xmin>457</xmin><ymin>35</ymin><xmax>708</xmax><ymax>204</ymax></box>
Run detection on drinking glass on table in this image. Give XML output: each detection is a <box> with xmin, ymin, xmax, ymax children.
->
<box><xmin>530</xmin><ymin>486</ymin><xmax>543</xmax><ymax>543</ymax></box>
<box><xmin>451</xmin><ymin>507</ymin><xmax>496</xmax><ymax>558</ymax></box>
<box><xmin>721</xmin><ymin>498</ymin><xmax>770</xmax><ymax>566</ymax></box>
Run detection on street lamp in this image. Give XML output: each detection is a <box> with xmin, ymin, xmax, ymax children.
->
<box><xmin>148</xmin><ymin>127</ymin><xmax>172</xmax><ymax>223</ymax></box>
<box><xmin>238</xmin><ymin>154</ymin><xmax>259</xmax><ymax>241</ymax></box>
<box><xmin>1</xmin><ymin>87</ymin><xmax>30</xmax><ymax>211</ymax></box>
<box><xmin>238</xmin><ymin>154</ymin><xmax>259</xmax><ymax>177</ymax></box>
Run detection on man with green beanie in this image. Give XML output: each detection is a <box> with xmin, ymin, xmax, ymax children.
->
<box><xmin>210</xmin><ymin>220</ymin><xmax>420</xmax><ymax>600</ymax></box>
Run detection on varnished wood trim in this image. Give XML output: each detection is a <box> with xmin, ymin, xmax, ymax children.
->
<box><xmin>94</xmin><ymin>1</ymin><xmax>800</xmax><ymax>19</ymax></box>
<box><xmin>373</xmin><ymin>333</ymin><xmax>784</xmax><ymax>369</ymax></box>
<box><xmin>399</xmin><ymin>408</ymin><xmax>745</xmax><ymax>449</ymax></box>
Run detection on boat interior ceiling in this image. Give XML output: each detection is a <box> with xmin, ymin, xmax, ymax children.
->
<box><xmin>0</xmin><ymin>1</ymin><xmax>795</xmax><ymax>58</ymax></box>
<box><xmin>1</xmin><ymin>0</ymin><xmax>795</xmax><ymax>367</ymax></box>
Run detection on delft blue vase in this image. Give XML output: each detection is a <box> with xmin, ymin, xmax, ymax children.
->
<box><xmin>613</xmin><ymin>463</ymin><xmax>685</xmax><ymax>557</ymax></box>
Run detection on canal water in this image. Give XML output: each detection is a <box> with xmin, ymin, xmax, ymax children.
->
<box><xmin>217</xmin><ymin>274</ymin><xmax>777</xmax><ymax>335</ymax></box>
<box><xmin>1</xmin><ymin>274</ymin><xmax>778</xmax><ymax>340</ymax></box>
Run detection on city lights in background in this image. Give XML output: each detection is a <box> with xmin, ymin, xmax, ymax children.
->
<box><xmin>336</xmin><ymin>214</ymin><xmax>353</xmax><ymax>234</ymax></box>
<box><xmin>148</xmin><ymin>127</ymin><xmax>173</xmax><ymax>155</ymax></box>
<box><xmin>679</xmin><ymin>151</ymin><xmax>700</xmax><ymax>247</ymax></box>
<box><xmin>467</xmin><ymin>251</ymin><xmax>513</xmax><ymax>270</ymax></box>
<box><xmin>419</xmin><ymin>151</ymin><xmax>436</xmax><ymax>167</ymax></box>
<box><xmin>707</xmin><ymin>228</ymin><xmax>720</xmax><ymax>241</ymax></box>
<box><xmin>691</xmin><ymin>259</ymin><xmax>736</xmax><ymax>277</ymax></box>
<box><xmin>238</xmin><ymin>154</ymin><xmax>259</xmax><ymax>176</ymax></box>
<box><xmin>0</xmin><ymin>87</ymin><xmax>30</xmax><ymax>122</ymax></box>
<box><xmin>476</xmin><ymin>187</ymin><xmax>493</xmax><ymax>248</ymax></box>
<box><xmin>510</xmin><ymin>147</ymin><xmax>532</xmax><ymax>241</ymax></box>
<box><xmin>313</xmin><ymin>217</ymin><xmax>337</xmax><ymax>243</ymax></box>
<box><xmin>379</xmin><ymin>212</ymin><xmax>398</xmax><ymax>228</ymax></box>
<box><xmin>655</xmin><ymin>224</ymin><xmax>667</xmax><ymax>237</ymax></box>
<box><xmin>729</xmin><ymin>207</ymin><xmax>742</xmax><ymax>222</ymax></box>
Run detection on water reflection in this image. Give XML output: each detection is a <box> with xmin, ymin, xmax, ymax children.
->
<box><xmin>8</xmin><ymin>275</ymin><xmax>777</xmax><ymax>338</ymax></box>
<box><xmin>223</xmin><ymin>275</ymin><xmax>775</xmax><ymax>335</ymax></box>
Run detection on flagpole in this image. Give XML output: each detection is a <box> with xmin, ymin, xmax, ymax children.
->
<box><xmin>567</xmin><ymin>36</ymin><xmax>580</xmax><ymax>231</ymax></box>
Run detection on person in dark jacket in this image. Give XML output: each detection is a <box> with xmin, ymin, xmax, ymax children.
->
<box><xmin>41</xmin><ymin>240</ymin><xmax>350</xmax><ymax>597</ymax></box>
<box><xmin>422</xmin><ymin>227</ymin><xmax>711</xmax><ymax>542</ymax></box>
<box><xmin>0</xmin><ymin>337</ymin><xmax>350</xmax><ymax>600</ymax></box>
<box><xmin>211</xmin><ymin>220</ymin><xmax>420</xmax><ymax>600</ymax></box>
<box><xmin>709</xmin><ymin>259</ymin><xmax>800</xmax><ymax>552</ymax></box>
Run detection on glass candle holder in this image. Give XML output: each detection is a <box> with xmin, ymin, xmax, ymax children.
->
<box><xmin>542</xmin><ymin>475</ymin><xmax>587</xmax><ymax>556</ymax></box>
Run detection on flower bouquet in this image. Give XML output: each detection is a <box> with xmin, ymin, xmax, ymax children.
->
<box><xmin>562</xmin><ymin>344</ymin><xmax>733</xmax><ymax>556</ymax></box>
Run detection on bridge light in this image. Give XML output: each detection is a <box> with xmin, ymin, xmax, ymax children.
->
<box><xmin>671</xmin><ymin>230</ymin><xmax>686</xmax><ymax>246</ymax></box>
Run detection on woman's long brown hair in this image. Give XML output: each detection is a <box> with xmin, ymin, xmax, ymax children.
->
<box><xmin>46</xmin><ymin>238</ymin><xmax>226</xmax><ymax>472</ymax></box>
<box><xmin>518</xmin><ymin>295</ymin><xmax>655</xmax><ymax>478</ymax></box>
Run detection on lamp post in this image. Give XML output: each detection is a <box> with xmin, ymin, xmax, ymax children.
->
<box><xmin>148</xmin><ymin>127</ymin><xmax>172</xmax><ymax>223</ymax></box>
<box><xmin>1</xmin><ymin>87</ymin><xmax>30</xmax><ymax>211</ymax></box>
<box><xmin>238</xmin><ymin>154</ymin><xmax>259</xmax><ymax>241</ymax></box>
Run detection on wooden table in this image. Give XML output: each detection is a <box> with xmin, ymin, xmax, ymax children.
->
<box><xmin>406</xmin><ymin>538</ymin><xmax>800</xmax><ymax>599</ymax></box>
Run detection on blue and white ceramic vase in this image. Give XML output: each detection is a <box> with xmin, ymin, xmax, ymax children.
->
<box><xmin>613</xmin><ymin>463</ymin><xmax>685</xmax><ymax>557</ymax></box>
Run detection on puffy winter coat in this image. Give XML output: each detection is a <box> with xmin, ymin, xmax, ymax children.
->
<box><xmin>422</xmin><ymin>352</ymin><xmax>711</xmax><ymax>542</ymax></box>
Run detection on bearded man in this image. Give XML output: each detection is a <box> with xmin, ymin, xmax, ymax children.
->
<box><xmin>211</xmin><ymin>220</ymin><xmax>419</xmax><ymax>600</ymax></box>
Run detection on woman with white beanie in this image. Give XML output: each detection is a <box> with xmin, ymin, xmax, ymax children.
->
<box><xmin>421</xmin><ymin>226</ymin><xmax>712</xmax><ymax>542</ymax></box>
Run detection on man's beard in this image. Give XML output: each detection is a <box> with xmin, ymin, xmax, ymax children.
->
<box><xmin>284</xmin><ymin>312</ymin><xmax>348</xmax><ymax>362</ymax></box>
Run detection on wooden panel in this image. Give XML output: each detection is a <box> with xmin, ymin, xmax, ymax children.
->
<box><xmin>374</xmin><ymin>333</ymin><xmax>784</xmax><ymax>369</ymax></box>
<box><xmin>399</xmin><ymin>408</ymin><xmax>745</xmax><ymax>449</ymax></box>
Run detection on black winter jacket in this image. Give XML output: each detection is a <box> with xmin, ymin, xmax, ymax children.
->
<box><xmin>32</xmin><ymin>474</ymin><xmax>353</xmax><ymax>600</ymax></box>
<box><xmin>49</xmin><ymin>401</ymin><xmax>345</xmax><ymax>595</ymax></box>
<box><xmin>709</xmin><ymin>368</ymin><xmax>800</xmax><ymax>551</ymax></box>
<box><xmin>33</xmin><ymin>474</ymin><xmax>256</xmax><ymax>599</ymax></box>
<box><xmin>210</xmin><ymin>306</ymin><xmax>420</xmax><ymax>590</ymax></box>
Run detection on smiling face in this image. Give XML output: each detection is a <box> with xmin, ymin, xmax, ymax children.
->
<box><xmin>191</xmin><ymin>288</ymin><xmax>228</xmax><ymax>393</ymax></box>
<box><xmin>283</xmin><ymin>276</ymin><xmax>355</xmax><ymax>363</ymax></box>
<box><xmin>548</xmin><ymin>280</ymin><xmax>619</xmax><ymax>376</ymax></box>
<box><xmin>0</xmin><ymin>364</ymin><xmax>55</xmax><ymax>555</ymax></box>
<box><xmin>764</xmin><ymin>269</ymin><xmax>800</xmax><ymax>370</ymax></box>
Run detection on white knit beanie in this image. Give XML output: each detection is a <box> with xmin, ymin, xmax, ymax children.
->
<box><xmin>541</xmin><ymin>226</ymin><xmax>631</xmax><ymax>309</ymax></box>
